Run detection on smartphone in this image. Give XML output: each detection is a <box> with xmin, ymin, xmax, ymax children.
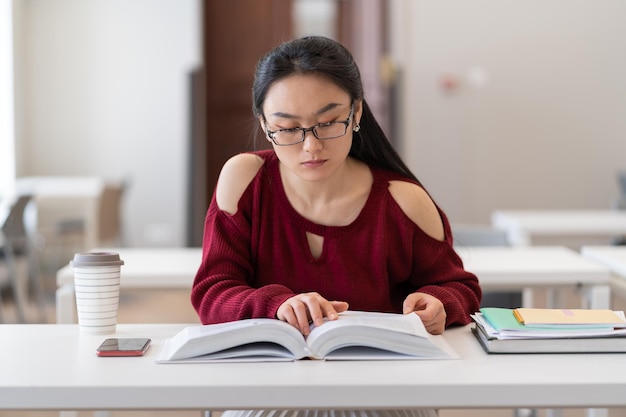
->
<box><xmin>96</xmin><ymin>337</ymin><xmax>151</xmax><ymax>357</ymax></box>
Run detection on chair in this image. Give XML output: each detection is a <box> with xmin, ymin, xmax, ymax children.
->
<box><xmin>612</xmin><ymin>171</ymin><xmax>626</xmax><ymax>245</ymax></box>
<box><xmin>619</xmin><ymin>170</ymin><xmax>626</xmax><ymax>193</ymax></box>
<box><xmin>0</xmin><ymin>194</ymin><xmax>46</xmax><ymax>323</ymax></box>
<box><xmin>452</xmin><ymin>225</ymin><xmax>510</xmax><ymax>247</ymax></box>
<box><xmin>51</xmin><ymin>179</ymin><xmax>128</xmax><ymax>267</ymax></box>
<box><xmin>452</xmin><ymin>224</ymin><xmax>522</xmax><ymax>308</ymax></box>
<box><xmin>97</xmin><ymin>181</ymin><xmax>127</xmax><ymax>247</ymax></box>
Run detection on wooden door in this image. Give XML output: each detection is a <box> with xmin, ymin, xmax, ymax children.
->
<box><xmin>189</xmin><ymin>0</ymin><xmax>291</xmax><ymax>245</ymax></box>
<box><xmin>204</xmin><ymin>0</ymin><xmax>291</xmax><ymax>199</ymax></box>
<box><xmin>338</xmin><ymin>0</ymin><xmax>391</xmax><ymax>138</ymax></box>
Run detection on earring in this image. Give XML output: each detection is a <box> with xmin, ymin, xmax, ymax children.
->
<box><xmin>353</xmin><ymin>124</ymin><xmax>360</xmax><ymax>132</ymax></box>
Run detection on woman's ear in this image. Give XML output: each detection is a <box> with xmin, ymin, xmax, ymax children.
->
<box><xmin>258</xmin><ymin>116</ymin><xmax>266</xmax><ymax>132</ymax></box>
<box><xmin>354</xmin><ymin>100</ymin><xmax>363</xmax><ymax>129</ymax></box>
<box><xmin>258</xmin><ymin>116</ymin><xmax>271</xmax><ymax>142</ymax></box>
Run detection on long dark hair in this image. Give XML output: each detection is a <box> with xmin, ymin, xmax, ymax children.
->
<box><xmin>252</xmin><ymin>36</ymin><xmax>420</xmax><ymax>184</ymax></box>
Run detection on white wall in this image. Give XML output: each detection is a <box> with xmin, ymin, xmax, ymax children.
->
<box><xmin>14</xmin><ymin>1</ymin><xmax>626</xmax><ymax>247</ymax></box>
<box><xmin>390</xmin><ymin>0</ymin><xmax>626</xmax><ymax>225</ymax></box>
<box><xmin>0</xmin><ymin>0</ymin><xmax>16</xmax><ymax>197</ymax></box>
<box><xmin>14</xmin><ymin>0</ymin><xmax>201</xmax><ymax>246</ymax></box>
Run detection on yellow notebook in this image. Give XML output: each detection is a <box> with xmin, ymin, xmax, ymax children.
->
<box><xmin>513</xmin><ymin>308</ymin><xmax>626</xmax><ymax>327</ymax></box>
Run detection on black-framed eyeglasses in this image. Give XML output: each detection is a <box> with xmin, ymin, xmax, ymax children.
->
<box><xmin>264</xmin><ymin>105</ymin><xmax>354</xmax><ymax>146</ymax></box>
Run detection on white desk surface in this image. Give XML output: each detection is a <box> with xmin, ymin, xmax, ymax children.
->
<box><xmin>582</xmin><ymin>246</ymin><xmax>626</xmax><ymax>278</ymax></box>
<box><xmin>492</xmin><ymin>209</ymin><xmax>626</xmax><ymax>246</ymax></box>
<box><xmin>581</xmin><ymin>245</ymin><xmax>626</xmax><ymax>298</ymax></box>
<box><xmin>2</xmin><ymin>323</ymin><xmax>626</xmax><ymax>411</ymax></box>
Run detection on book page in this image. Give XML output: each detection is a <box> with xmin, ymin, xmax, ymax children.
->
<box><xmin>161</xmin><ymin>343</ymin><xmax>299</xmax><ymax>363</ymax></box>
<box><xmin>305</xmin><ymin>311</ymin><xmax>454</xmax><ymax>359</ymax></box>
<box><xmin>157</xmin><ymin>319</ymin><xmax>309</xmax><ymax>362</ymax></box>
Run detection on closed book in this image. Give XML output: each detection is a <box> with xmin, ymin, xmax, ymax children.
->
<box><xmin>513</xmin><ymin>308</ymin><xmax>626</xmax><ymax>327</ymax></box>
<box><xmin>472</xmin><ymin>324</ymin><xmax>626</xmax><ymax>354</ymax></box>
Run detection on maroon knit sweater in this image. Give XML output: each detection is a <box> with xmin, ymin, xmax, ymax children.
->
<box><xmin>191</xmin><ymin>150</ymin><xmax>481</xmax><ymax>327</ymax></box>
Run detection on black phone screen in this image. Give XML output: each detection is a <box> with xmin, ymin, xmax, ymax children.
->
<box><xmin>96</xmin><ymin>338</ymin><xmax>151</xmax><ymax>356</ymax></box>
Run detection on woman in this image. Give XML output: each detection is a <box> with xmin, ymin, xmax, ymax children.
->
<box><xmin>191</xmin><ymin>36</ymin><xmax>480</xmax><ymax>416</ymax></box>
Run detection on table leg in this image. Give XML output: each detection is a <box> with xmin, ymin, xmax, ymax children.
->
<box><xmin>545</xmin><ymin>409</ymin><xmax>562</xmax><ymax>417</ymax></box>
<box><xmin>56</xmin><ymin>283</ymin><xmax>76</xmax><ymax>324</ymax></box>
<box><xmin>522</xmin><ymin>288</ymin><xmax>535</xmax><ymax>307</ymax></box>
<box><xmin>584</xmin><ymin>284</ymin><xmax>611</xmax><ymax>309</ymax></box>
<box><xmin>586</xmin><ymin>409</ymin><xmax>608</xmax><ymax>417</ymax></box>
<box><xmin>59</xmin><ymin>411</ymin><xmax>110</xmax><ymax>417</ymax></box>
<box><xmin>506</xmin><ymin>229</ymin><xmax>532</xmax><ymax>247</ymax></box>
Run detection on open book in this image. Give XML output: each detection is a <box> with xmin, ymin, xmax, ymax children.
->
<box><xmin>157</xmin><ymin>311</ymin><xmax>457</xmax><ymax>362</ymax></box>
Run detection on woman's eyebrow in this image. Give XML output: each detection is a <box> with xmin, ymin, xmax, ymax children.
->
<box><xmin>270</xmin><ymin>102</ymin><xmax>344</xmax><ymax>119</ymax></box>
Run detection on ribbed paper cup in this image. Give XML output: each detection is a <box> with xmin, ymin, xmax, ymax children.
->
<box><xmin>75</xmin><ymin>284</ymin><xmax>120</xmax><ymax>293</ymax></box>
<box><xmin>71</xmin><ymin>252</ymin><xmax>124</xmax><ymax>334</ymax></box>
<box><xmin>74</xmin><ymin>277</ymin><xmax>120</xmax><ymax>287</ymax></box>
<box><xmin>74</xmin><ymin>272</ymin><xmax>122</xmax><ymax>280</ymax></box>
<box><xmin>77</xmin><ymin>303</ymin><xmax>118</xmax><ymax>313</ymax></box>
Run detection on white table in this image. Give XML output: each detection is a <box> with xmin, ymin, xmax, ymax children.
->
<box><xmin>56</xmin><ymin>247</ymin><xmax>201</xmax><ymax>323</ymax></box>
<box><xmin>581</xmin><ymin>246</ymin><xmax>626</xmax><ymax>300</ymax></box>
<box><xmin>457</xmin><ymin>246</ymin><xmax>611</xmax><ymax>308</ymax></box>
<box><xmin>1</xmin><ymin>323</ymin><xmax>625</xmax><ymax>412</ymax></box>
<box><xmin>56</xmin><ymin>246</ymin><xmax>612</xmax><ymax>325</ymax></box>
<box><xmin>492</xmin><ymin>210</ymin><xmax>626</xmax><ymax>247</ymax></box>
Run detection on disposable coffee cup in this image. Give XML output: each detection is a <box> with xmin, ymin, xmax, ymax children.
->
<box><xmin>70</xmin><ymin>252</ymin><xmax>124</xmax><ymax>334</ymax></box>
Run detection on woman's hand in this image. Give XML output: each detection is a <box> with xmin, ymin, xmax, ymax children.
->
<box><xmin>277</xmin><ymin>292</ymin><xmax>349</xmax><ymax>335</ymax></box>
<box><xmin>403</xmin><ymin>292</ymin><xmax>447</xmax><ymax>335</ymax></box>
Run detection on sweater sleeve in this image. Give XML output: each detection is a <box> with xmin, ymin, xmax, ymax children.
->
<box><xmin>190</xmin><ymin>194</ymin><xmax>295</xmax><ymax>324</ymax></box>
<box><xmin>407</xmin><ymin>211</ymin><xmax>482</xmax><ymax>328</ymax></box>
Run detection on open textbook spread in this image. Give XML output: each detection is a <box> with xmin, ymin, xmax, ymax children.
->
<box><xmin>157</xmin><ymin>311</ymin><xmax>457</xmax><ymax>362</ymax></box>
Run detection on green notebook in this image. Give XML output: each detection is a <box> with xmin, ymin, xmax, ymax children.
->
<box><xmin>480</xmin><ymin>308</ymin><xmax>525</xmax><ymax>331</ymax></box>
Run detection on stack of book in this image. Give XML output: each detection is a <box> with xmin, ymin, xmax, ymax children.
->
<box><xmin>472</xmin><ymin>307</ymin><xmax>626</xmax><ymax>353</ymax></box>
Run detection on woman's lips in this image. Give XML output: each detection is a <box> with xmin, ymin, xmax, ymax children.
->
<box><xmin>302</xmin><ymin>159</ymin><xmax>326</xmax><ymax>168</ymax></box>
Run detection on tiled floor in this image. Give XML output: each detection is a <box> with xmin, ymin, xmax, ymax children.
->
<box><xmin>2</xmin><ymin>269</ymin><xmax>626</xmax><ymax>417</ymax></box>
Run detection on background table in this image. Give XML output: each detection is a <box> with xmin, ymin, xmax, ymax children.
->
<box><xmin>56</xmin><ymin>247</ymin><xmax>201</xmax><ymax>323</ymax></box>
<box><xmin>492</xmin><ymin>210</ymin><xmax>626</xmax><ymax>247</ymax></box>
<box><xmin>581</xmin><ymin>246</ymin><xmax>626</xmax><ymax>300</ymax></box>
<box><xmin>2</xmin><ymin>323</ymin><xmax>626</xmax><ymax>412</ymax></box>
<box><xmin>57</xmin><ymin>246</ymin><xmax>612</xmax><ymax>324</ymax></box>
<box><xmin>456</xmin><ymin>246</ymin><xmax>611</xmax><ymax>308</ymax></box>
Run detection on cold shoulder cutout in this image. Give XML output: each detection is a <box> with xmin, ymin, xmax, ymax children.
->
<box><xmin>215</xmin><ymin>153</ymin><xmax>265</xmax><ymax>215</ymax></box>
<box><xmin>387</xmin><ymin>180</ymin><xmax>445</xmax><ymax>242</ymax></box>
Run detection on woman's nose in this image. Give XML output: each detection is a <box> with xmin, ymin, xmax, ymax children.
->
<box><xmin>302</xmin><ymin>130</ymin><xmax>323</xmax><ymax>152</ymax></box>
